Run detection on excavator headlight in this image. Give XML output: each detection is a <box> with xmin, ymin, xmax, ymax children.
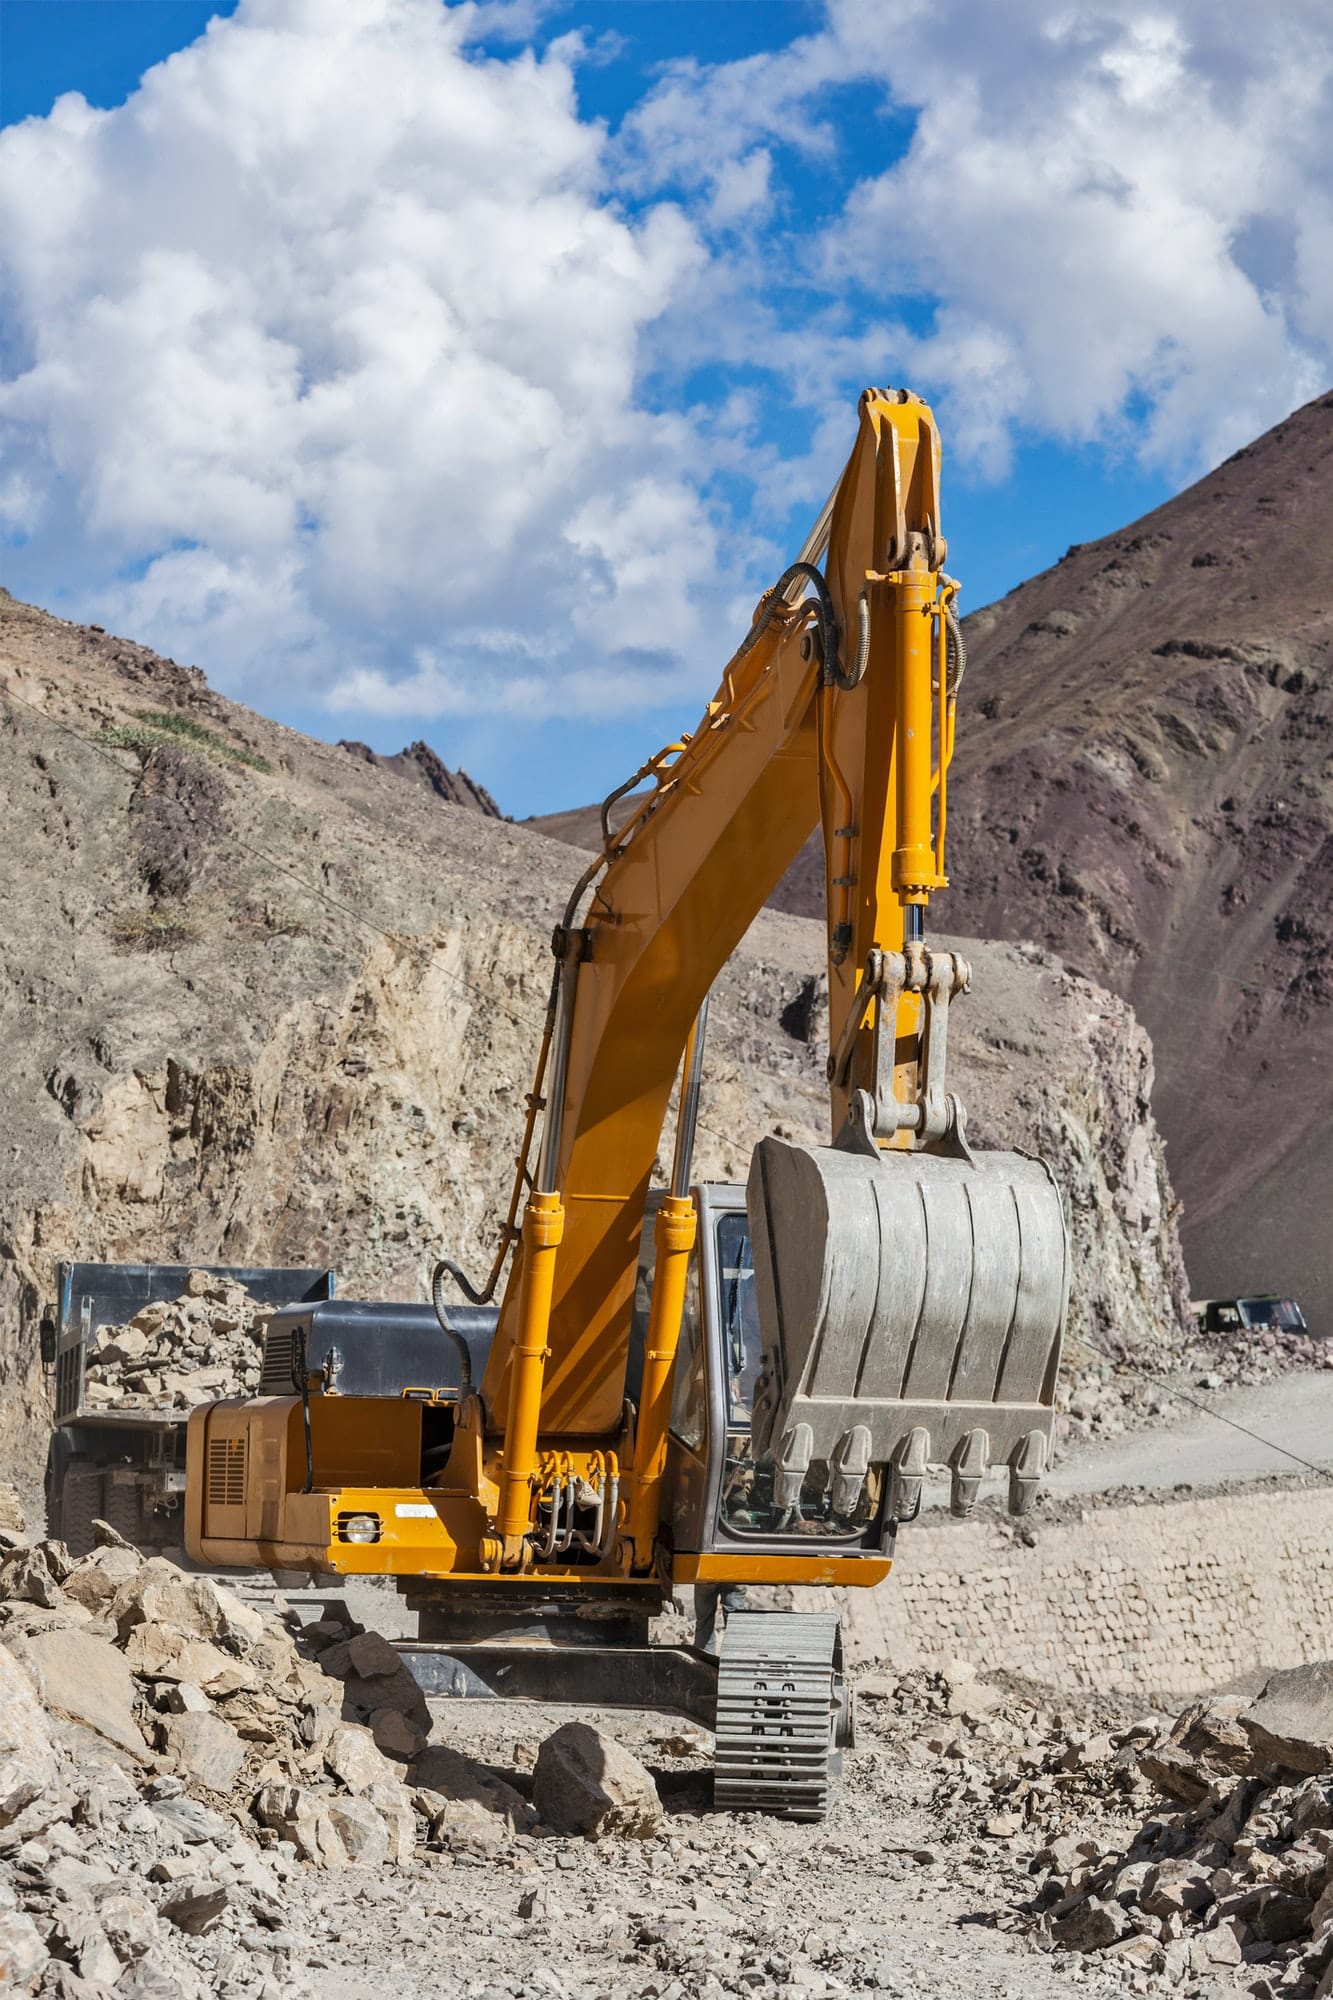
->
<box><xmin>338</xmin><ymin>1512</ymin><xmax>381</xmax><ymax>1545</ymax></box>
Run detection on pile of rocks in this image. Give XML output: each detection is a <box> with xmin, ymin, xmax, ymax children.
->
<box><xmin>0</xmin><ymin>1486</ymin><xmax>668</xmax><ymax>1997</ymax></box>
<box><xmin>1178</xmin><ymin>1326</ymin><xmax>1333</xmax><ymax>1396</ymax></box>
<box><xmin>81</xmin><ymin>1274</ymin><xmax>271</xmax><ymax>1412</ymax></box>
<box><xmin>1055</xmin><ymin>1361</ymin><xmax>1180</xmax><ymax>1447</ymax></box>
<box><xmin>1035</xmin><ymin>1664</ymin><xmax>1333</xmax><ymax>1995</ymax></box>
<box><xmin>858</xmin><ymin>1659</ymin><xmax>1148</xmax><ymax>1854</ymax></box>
<box><xmin>1054</xmin><ymin>1320</ymin><xmax>1332</xmax><ymax>1455</ymax></box>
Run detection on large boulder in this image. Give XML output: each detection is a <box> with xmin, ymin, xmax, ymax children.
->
<box><xmin>323</xmin><ymin>1721</ymin><xmax>397</xmax><ymax>1797</ymax></box>
<box><xmin>1138</xmin><ymin>1696</ymin><xmax>1256</xmax><ymax>1801</ymax></box>
<box><xmin>110</xmin><ymin>1559</ymin><xmax>263</xmax><ymax>1653</ymax></box>
<box><xmin>0</xmin><ymin>1643</ymin><xmax>56</xmax><ymax>1823</ymax></box>
<box><xmin>312</xmin><ymin>1629</ymin><xmax>430</xmax><ymax>1734</ymax></box>
<box><xmin>324</xmin><ymin>1794</ymin><xmax>389</xmax><ymax>1867</ymax></box>
<box><xmin>411</xmin><ymin>1744</ymin><xmax>529</xmax><ymax>1828</ymax></box>
<box><xmin>0</xmin><ymin>1908</ymin><xmax>48</xmax><ymax>1989</ymax></box>
<box><xmin>254</xmin><ymin>1782</ymin><xmax>349</xmax><ymax>1868</ymax></box>
<box><xmin>9</xmin><ymin>1627</ymin><xmax>149</xmax><ymax>1761</ymax></box>
<box><xmin>1242</xmin><ymin>1662</ymin><xmax>1333</xmax><ymax>1775</ymax></box>
<box><xmin>532</xmin><ymin>1722</ymin><xmax>662</xmax><ymax>1838</ymax></box>
<box><xmin>121</xmin><ymin>1622</ymin><xmax>256</xmax><ymax>1695</ymax></box>
<box><xmin>159</xmin><ymin>1710</ymin><xmax>246</xmax><ymax>1795</ymax></box>
<box><xmin>63</xmin><ymin>1543</ymin><xmax>145</xmax><ymax>1614</ymax></box>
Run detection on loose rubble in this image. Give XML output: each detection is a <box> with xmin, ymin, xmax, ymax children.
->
<box><xmin>8</xmin><ymin>1449</ymin><xmax>1333</xmax><ymax>2000</ymax></box>
<box><xmin>1055</xmin><ymin>1323</ymin><xmax>1332</xmax><ymax>1455</ymax></box>
<box><xmin>0</xmin><ymin>1482</ymin><xmax>670</xmax><ymax>1998</ymax></box>
<box><xmin>1030</xmin><ymin>1667</ymin><xmax>1333</xmax><ymax>1996</ymax></box>
<box><xmin>81</xmin><ymin>1273</ymin><xmax>273</xmax><ymax>1412</ymax></box>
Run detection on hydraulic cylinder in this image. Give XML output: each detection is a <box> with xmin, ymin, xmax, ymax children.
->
<box><xmin>495</xmin><ymin>1188</ymin><xmax>565</xmax><ymax>1560</ymax></box>
<box><xmin>624</xmin><ymin>1194</ymin><xmax>697</xmax><ymax>1570</ymax></box>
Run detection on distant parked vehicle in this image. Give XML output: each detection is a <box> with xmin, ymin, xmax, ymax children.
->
<box><xmin>1192</xmin><ymin>1295</ymin><xmax>1309</xmax><ymax>1337</ymax></box>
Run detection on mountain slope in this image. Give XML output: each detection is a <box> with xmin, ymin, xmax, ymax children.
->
<box><xmin>940</xmin><ymin>388</ymin><xmax>1333</xmax><ymax>1327</ymax></box>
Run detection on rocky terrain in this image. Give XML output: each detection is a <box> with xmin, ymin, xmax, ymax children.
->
<box><xmin>535</xmin><ymin>390</ymin><xmax>1333</xmax><ymax>1333</ymax></box>
<box><xmin>942</xmin><ymin>389</ymin><xmax>1333</xmax><ymax>1339</ymax></box>
<box><xmin>0</xmin><ymin>585</ymin><xmax>1190</xmax><ymax>1513</ymax></box>
<box><xmin>1035</xmin><ymin>1668</ymin><xmax>1333</xmax><ymax>1994</ymax></box>
<box><xmin>12</xmin><ymin>1473</ymin><xmax>1333</xmax><ymax>2000</ymax></box>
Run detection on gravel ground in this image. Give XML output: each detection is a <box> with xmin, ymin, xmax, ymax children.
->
<box><xmin>301</xmin><ymin>1682</ymin><xmax>1130</xmax><ymax>2000</ymax></box>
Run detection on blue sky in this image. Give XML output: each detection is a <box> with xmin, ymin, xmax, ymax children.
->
<box><xmin>0</xmin><ymin>0</ymin><xmax>1327</xmax><ymax>814</ymax></box>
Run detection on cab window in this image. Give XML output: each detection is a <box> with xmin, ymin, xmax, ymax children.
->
<box><xmin>713</xmin><ymin>1210</ymin><xmax>879</xmax><ymax>1542</ymax></box>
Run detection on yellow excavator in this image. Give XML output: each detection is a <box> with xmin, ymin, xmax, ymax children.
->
<box><xmin>187</xmin><ymin>389</ymin><xmax>1069</xmax><ymax>1818</ymax></box>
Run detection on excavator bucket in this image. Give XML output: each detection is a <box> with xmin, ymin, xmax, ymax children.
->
<box><xmin>746</xmin><ymin>1136</ymin><xmax>1068</xmax><ymax>1518</ymax></box>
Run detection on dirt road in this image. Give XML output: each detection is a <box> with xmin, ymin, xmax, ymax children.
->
<box><xmin>1045</xmin><ymin>1368</ymin><xmax>1333</xmax><ymax>1497</ymax></box>
<box><xmin>310</xmin><ymin>1692</ymin><xmax>1126</xmax><ymax>2000</ymax></box>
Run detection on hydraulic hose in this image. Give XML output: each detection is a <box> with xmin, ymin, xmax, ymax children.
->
<box><xmin>733</xmin><ymin>560</ymin><xmax>841</xmax><ymax>682</ymax></box>
<box><xmin>430</xmin><ymin>1264</ymin><xmax>475</xmax><ymax>1391</ymax></box>
<box><xmin>943</xmin><ymin>596</ymin><xmax>966</xmax><ymax>693</ymax></box>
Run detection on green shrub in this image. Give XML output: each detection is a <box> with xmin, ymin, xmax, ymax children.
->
<box><xmin>97</xmin><ymin>710</ymin><xmax>272</xmax><ymax>774</ymax></box>
<box><xmin>135</xmin><ymin>709</ymin><xmax>272</xmax><ymax>772</ymax></box>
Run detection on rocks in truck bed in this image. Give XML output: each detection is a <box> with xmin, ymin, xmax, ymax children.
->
<box><xmin>81</xmin><ymin>1273</ymin><xmax>271</xmax><ymax>1412</ymax></box>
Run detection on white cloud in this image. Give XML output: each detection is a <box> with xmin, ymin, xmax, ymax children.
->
<box><xmin>626</xmin><ymin>0</ymin><xmax>1333</xmax><ymax>478</ymax></box>
<box><xmin>1</xmin><ymin>0</ymin><xmax>1330</xmax><ymax>747</ymax></box>
<box><xmin>0</xmin><ymin>0</ymin><xmax>721</xmax><ymax>719</ymax></box>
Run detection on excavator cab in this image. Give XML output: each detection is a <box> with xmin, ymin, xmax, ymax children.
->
<box><xmin>648</xmin><ymin>1191</ymin><xmax>888</xmax><ymax>1561</ymax></box>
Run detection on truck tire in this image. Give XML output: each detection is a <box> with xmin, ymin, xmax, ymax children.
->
<box><xmin>100</xmin><ymin>1475</ymin><xmax>144</xmax><ymax>1548</ymax></box>
<box><xmin>55</xmin><ymin>1458</ymin><xmax>103</xmax><ymax>1559</ymax></box>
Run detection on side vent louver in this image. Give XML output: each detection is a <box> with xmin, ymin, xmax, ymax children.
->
<box><xmin>259</xmin><ymin>1327</ymin><xmax>297</xmax><ymax>1395</ymax></box>
<box><xmin>206</xmin><ymin>1436</ymin><xmax>246</xmax><ymax>1509</ymax></box>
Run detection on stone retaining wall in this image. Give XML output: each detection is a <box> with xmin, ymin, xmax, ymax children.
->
<box><xmin>839</xmin><ymin>1483</ymin><xmax>1333</xmax><ymax>1695</ymax></box>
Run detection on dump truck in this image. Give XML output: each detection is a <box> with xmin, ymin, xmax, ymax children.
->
<box><xmin>1192</xmin><ymin>1295</ymin><xmax>1309</xmax><ymax>1338</ymax></box>
<box><xmin>43</xmin><ymin>1261</ymin><xmax>333</xmax><ymax>1558</ymax></box>
<box><xmin>185</xmin><ymin>387</ymin><xmax>1071</xmax><ymax>1817</ymax></box>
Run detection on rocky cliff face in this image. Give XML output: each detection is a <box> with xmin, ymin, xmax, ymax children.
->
<box><xmin>0</xmin><ymin>585</ymin><xmax>1188</xmax><ymax>1501</ymax></box>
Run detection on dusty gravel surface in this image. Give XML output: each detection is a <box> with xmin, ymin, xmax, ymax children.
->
<box><xmin>1044</xmin><ymin>1369</ymin><xmax>1333</xmax><ymax>1497</ymax></box>
<box><xmin>308</xmin><ymin>1684</ymin><xmax>1126</xmax><ymax>2000</ymax></box>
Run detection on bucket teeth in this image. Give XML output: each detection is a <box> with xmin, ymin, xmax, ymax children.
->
<box><xmin>889</xmin><ymin>1425</ymin><xmax>930</xmax><ymax>1523</ymax></box>
<box><xmin>950</xmin><ymin>1427</ymin><xmax>990</xmax><ymax>1516</ymax></box>
<box><xmin>1008</xmin><ymin>1430</ymin><xmax>1048</xmax><ymax>1516</ymax></box>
